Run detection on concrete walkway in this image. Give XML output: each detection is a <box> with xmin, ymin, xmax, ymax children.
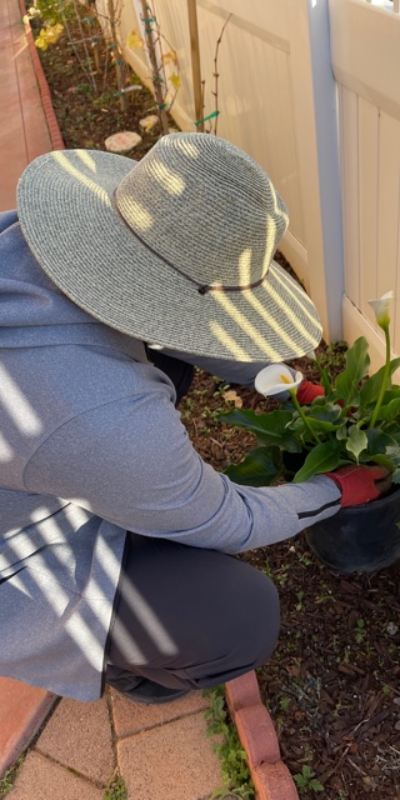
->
<box><xmin>7</xmin><ymin>689</ymin><xmax>222</xmax><ymax>800</ymax></box>
<box><xmin>0</xmin><ymin>2</ymin><xmax>223</xmax><ymax>797</ymax></box>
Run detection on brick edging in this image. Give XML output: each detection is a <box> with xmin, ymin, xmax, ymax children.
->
<box><xmin>0</xmin><ymin>684</ymin><xmax>56</xmax><ymax>778</ymax></box>
<box><xmin>18</xmin><ymin>0</ymin><xmax>64</xmax><ymax>150</ymax></box>
<box><xmin>225</xmin><ymin>672</ymin><xmax>299</xmax><ymax>800</ymax></box>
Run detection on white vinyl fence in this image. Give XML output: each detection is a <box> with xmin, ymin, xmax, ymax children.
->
<box><xmin>109</xmin><ymin>0</ymin><xmax>400</xmax><ymax>366</ymax></box>
<box><xmin>330</xmin><ymin>0</ymin><xmax>400</xmax><ymax>371</ymax></box>
<box><xmin>117</xmin><ymin>0</ymin><xmax>344</xmax><ymax>342</ymax></box>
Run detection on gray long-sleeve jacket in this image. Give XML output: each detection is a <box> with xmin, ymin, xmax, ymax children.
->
<box><xmin>0</xmin><ymin>211</ymin><xmax>341</xmax><ymax>700</ymax></box>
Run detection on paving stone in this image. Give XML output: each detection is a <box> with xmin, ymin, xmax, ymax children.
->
<box><xmin>0</xmin><ymin>678</ymin><xmax>55</xmax><ymax>777</ymax></box>
<box><xmin>234</xmin><ymin>705</ymin><xmax>280</xmax><ymax>768</ymax></box>
<box><xmin>110</xmin><ymin>687</ymin><xmax>209</xmax><ymax>737</ymax></box>
<box><xmin>8</xmin><ymin>751</ymin><xmax>103</xmax><ymax>800</ymax></box>
<box><xmin>117</xmin><ymin>711</ymin><xmax>222</xmax><ymax>800</ymax></box>
<box><xmin>35</xmin><ymin>697</ymin><xmax>114</xmax><ymax>785</ymax></box>
<box><xmin>104</xmin><ymin>131</ymin><xmax>142</xmax><ymax>153</ymax></box>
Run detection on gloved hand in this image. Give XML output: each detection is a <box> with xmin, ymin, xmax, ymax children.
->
<box><xmin>325</xmin><ymin>465</ymin><xmax>391</xmax><ymax>507</ymax></box>
<box><xmin>297</xmin><ymin>380</ymin><xmax>325</xmax><ymax>405</ymax></box>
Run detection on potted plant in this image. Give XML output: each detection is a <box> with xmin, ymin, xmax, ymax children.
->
<box><xmin>221</xmin><ymin>292</ymin><xmax>400</xmax><ymax>574</ymax></box>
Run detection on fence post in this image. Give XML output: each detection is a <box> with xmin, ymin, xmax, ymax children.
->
<box><xmin>288</xmin><ymin>0</ymin><xmax>344</xmax><ymax>341</ymax></box>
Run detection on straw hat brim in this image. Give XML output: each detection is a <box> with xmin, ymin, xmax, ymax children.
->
<box><xmin>17</xmin><ymin>149</ymin><xmax>322</xmax><ymax>363</ymax></box>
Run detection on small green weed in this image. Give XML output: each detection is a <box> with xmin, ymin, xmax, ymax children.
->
<box><xmin>354</xmin><ymin>618</ymin><xmax>366</xmax><ymax>644</ymax></box>
<box><xmin>279</xmin><ymin>695</ymin><xmax>291</xmax><ymax>712</ymax></box>
<box><xmin>203</xmin><ymin>686</ymin><xmax>255</xmax><ymax>799</ymax></box>
<box><xmin>294</xmin><ymin>765</ymin><xmax>324</xmax><ymax>793</ymax></box>
<box><xmin>103</xmin><ymin>773</ymin><xmax>127</xmax><ymax>800</ymax></box>
<box><xmin>0</xmin><ymin>756</ymin><xmax>25</xmax><ymax>798</ymax></box>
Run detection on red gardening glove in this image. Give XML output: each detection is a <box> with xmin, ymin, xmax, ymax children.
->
<box><xmin>325</xmin><ymin>465</ymin><xmax>390</xmax><ymax>507</ymax></box>
<box><xmin>297</xmin><ymin>380</ymin><xmax>325</xmax><ymax>405</ymax></box>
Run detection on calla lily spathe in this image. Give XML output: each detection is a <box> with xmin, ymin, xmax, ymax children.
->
<box><xmin>254</xmin><ymin>364</ymin><xmax>304</xmax><ymax>398</ymax></box>
<box><xmin>368</xmin><ymin>291</ymin><xmax>394</xmax><ymax>329</ymax></box>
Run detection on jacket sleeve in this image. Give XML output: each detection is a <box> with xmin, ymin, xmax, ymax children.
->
<box><xmin>24</xmin><ymin>391</ymin><xmax>341</xmax><ymax>554</ymax></box>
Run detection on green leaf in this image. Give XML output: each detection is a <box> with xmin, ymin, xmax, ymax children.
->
<box><xmin>382</xmin><ymin>386</ymin><xmax>400</xmax><ymax>403</ymax></box>
<box><xmin>319</xmin><ymin>366</ymin><xmax>332</xmax><ymax>395</ymax></box>
<box><xmin>384</xmin><ymin>445</ymin><xmax>400</xmax><ymax>483</ymax></box>
<box><xmin>392</xmin><ymin>468</ymin><xmax>400</xmax><ymax>484</ymax></box>
<box><xmin>307</xmin><ymin>402</ymin><xmax>343</xmax><ymax>423</ymax></box>
<box><xmin>225</xmin><ymin>447</ymin><xmax>278</xmax><ymax>487</ymax></box>
<box><xmin>335</xmin><ymin>337</ymin><xmax>370</xmax><ymax>405</ymax></box>
<box><xmin>304</xmin><ymin>417</ymin><xmax>339</xmax><ymax>433</ymax></box>
<box><xmin>221</xmin><ymin>409</ymin><xmax>300</xmax><ymax>451</ymax></box>
<box><xmin>359</xmin><ymin>452</ymin><xmax>394</xmax><ymax>470</ymax></box>
<box><xmin>360</xmin><ymin>357</ymin><xmax>400</xmax><ymax>408</ymax></box>
<box><xmin>336</xmin><ymin>424</ymin><xmax>348</xmax><ymax>441</ymax></box>
<box><xmin>310</xmin><ymin>779</ymin><xmax>325</xmax><ymax>792</ymax></box>
<box><xmin>221</xmin><ymin>409</ymin><xmax>291</xmax><ymax>439</ymax></box>
<box><xmin>376</xmin><ymin>397</ymin><xmax>400</xmax><ymax>422</ymax></box>
<box><xmin>345</xmin><ymin>426</ymin><xmax>368</xmax><ymax>462</ymax></box>
<box><xmin>293</xmin><ymin>440</ymin><xmax>343</xmax><ymax>482</ymax></box>
<box><xmin>366</xmin><ymin>428</ymin><xmax>398</xmax><ymax>455</ymax></box>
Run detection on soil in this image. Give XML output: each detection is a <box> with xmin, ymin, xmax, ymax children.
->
<box><xmin>180</xmin><ymin>362</ymin><xmax>400</xmax><ymax>800</ymax></box>
<box><xmin>36</xmin><ymin>18</ymin><xmax>400</xmax><ymax>800</ymax></box>
<box><xmin>34</xmin><ymin>8</ymin><xmax>173</xmax><ymax>159</ymax></box>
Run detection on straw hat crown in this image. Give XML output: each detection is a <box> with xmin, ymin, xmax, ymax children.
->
<box><xmin>115</xmin><ymin>133</ymin><xmax>289</xmax><ymax>290</ymax></box>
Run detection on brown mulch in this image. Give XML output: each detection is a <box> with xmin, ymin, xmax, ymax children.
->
<box><xmin>181</xmin><ymin>364</ymin><xmax>400</xmax><ymax>800</ymax></box>
<box><xmin>36</xmin><ymin>20</ymin><xmax>400</xmax><ymax>800</ymax></box>
<box><xmin>34</xmin><ymin>8</ymin><xmax>171</xmax><ymax>160</ymax></box>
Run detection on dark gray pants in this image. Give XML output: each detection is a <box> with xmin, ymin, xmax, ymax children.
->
<box><xmin>105</xmin><ymin>534</ymin><xmax>280</xmax><ymax>691</ymax></box>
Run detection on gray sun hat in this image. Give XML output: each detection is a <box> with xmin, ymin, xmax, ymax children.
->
<box><xmin>17</xmin><ymin>132</ymin><xmax>322</xmax><ymax>363</ymax></box>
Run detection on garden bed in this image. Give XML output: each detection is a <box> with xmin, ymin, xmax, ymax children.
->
<box><xmin>181</xmin><ymin>366</ymin><xmax>400</xmax><ymax>800</ymax></box>
<box><xmin>36</xmin><ymin>21</ymin><xmax>400</xmax><ymax>800</ymax></box>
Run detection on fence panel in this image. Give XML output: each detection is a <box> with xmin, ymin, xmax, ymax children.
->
<box><xmin>331</xmin><ymin>0</ymin><xmax>400</xmax><ymax>369</ymax></box>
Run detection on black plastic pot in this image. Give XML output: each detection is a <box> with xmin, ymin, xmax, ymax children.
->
<box><xmin>306</xmin><ymin>486</ymin><xmax>400</xmax><ymax>574</ymax></box>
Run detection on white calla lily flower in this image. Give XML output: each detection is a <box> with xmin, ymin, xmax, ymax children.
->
<box><xmin>254</xmin><ymin>364</ymin><xmax>304</xmax><ymax>398</ymax></box>
<box><xmin>368</xmin><ymin>290</ymin><xmax>394</xmax><ymax>329</ymax></box>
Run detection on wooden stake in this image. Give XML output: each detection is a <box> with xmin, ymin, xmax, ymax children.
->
<box><xmin>187</xmin><ymin>0</ymin><xmax>203</xmax><ymax>131</ymax></box>
<box><xmin>107</xmin><ymin>0</ymin><xmax>127</xmax><ymax>111</ymax></box>
<box><xmin>92</xmin><ymin>41</ymin><xmax>101</xmax><ymax>72</ymax></box>
<box><xmin>139</xmin><ymin>0</ymin><xmax>169</xmax><ymax>134</ymax></box>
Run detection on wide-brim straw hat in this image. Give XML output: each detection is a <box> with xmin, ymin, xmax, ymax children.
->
<box><xmin>17</xmin><ymin>132</ymin><xmax>322</xmax><ymax>363</ymax></box>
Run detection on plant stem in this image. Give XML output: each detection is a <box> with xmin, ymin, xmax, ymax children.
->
<box><xmin>369</xmin><ymin>325</ymin><xmax>391</xmax><ymax>428</ymax></box>
<box><xmin>140</xmin><ymin>0</ymin><xmax>169</xmax><ymax>133</ymax></box>
<box><xmin>290</xmin><ymin>390</ymin><xmax>320</xmax><ymax>444</ymax></box>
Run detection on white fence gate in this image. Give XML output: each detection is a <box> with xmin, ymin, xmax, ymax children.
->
<box><xmin>330</xmin><ymin>0</ymin><xmax>400</xmax><ymax>371</ymax></box>
<box><xmin>119</xmin><ymin>0</ymin><xmax>344</xmax><ymax>342</ymax></box>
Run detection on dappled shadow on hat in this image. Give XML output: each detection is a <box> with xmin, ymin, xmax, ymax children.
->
<box><xmin>33</xmin><ymin>135</ymin><xmax>322</xmax><ymax>363</ymax></box>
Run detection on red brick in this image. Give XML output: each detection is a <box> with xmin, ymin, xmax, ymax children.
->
<box><xmin>0</xmin><ymin>678</ymin><xmax>55</xmax><ymax>777</ymax></box>
<box><xmin>234</xmin><ymin>705</ymin><xmax>280</xmax><ymax>768</ymax></box>
<box><xmin>253</xmin><ymin>761</ymin><xmax>299</xmax><ymax>800</ymax></box>
<box><xmin>225</xmin><ymin>671</ymin><xmax>262</xmax><ymax>715</ymax></box>
<box><xmin>18</xmin><ymin>1</ymin><xmax>64</xmax><ymax>150</ymax></box>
